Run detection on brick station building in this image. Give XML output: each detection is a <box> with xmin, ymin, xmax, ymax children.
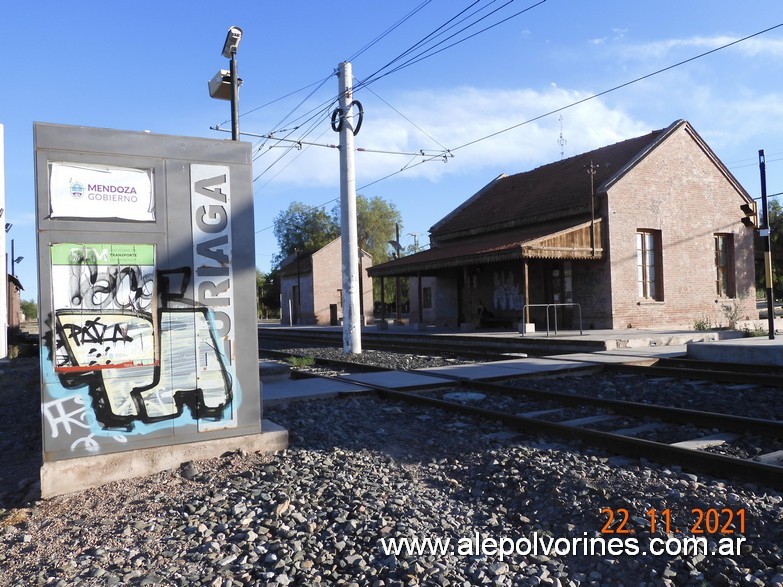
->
<box><xmin>368</xmin><ymin>120</ymin><xmax>758</xmax><ymax>331</ymax></box>
<box><xmin>279</xmin><ymin>236</ymin><xmax>374</xmax><ymax>326</ymax></box>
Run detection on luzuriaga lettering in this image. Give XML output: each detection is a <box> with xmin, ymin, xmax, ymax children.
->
<box><xmin>193</xmin><ymin>172</ymin><xmax>233</xmax><ymax>343</ymax></box>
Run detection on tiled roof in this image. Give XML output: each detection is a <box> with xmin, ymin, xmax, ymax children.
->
<box><xmin>430</xmin><ymin>122</ymin><xmax>676</xmax><ymax>241</ymax></box>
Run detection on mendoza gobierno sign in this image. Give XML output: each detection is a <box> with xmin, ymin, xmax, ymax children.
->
<box><xmin>49</xmin><ymin>162</ymin><xmax>155</xmax><ymax>221</ymax></box>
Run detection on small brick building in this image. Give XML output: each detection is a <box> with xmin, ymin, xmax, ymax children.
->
<box><xmin>369</xmin><ymin>120</ymin><xmax>758</xmax><ymax>330</ymax></box>
<box><xmin>279</xmin><ymin>237</ymin><xmax>374</xmax><ymax>326</ymax></box>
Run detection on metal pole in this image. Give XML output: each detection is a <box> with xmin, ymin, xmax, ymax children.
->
<box><xmin>338</xmin><ymin>61</ymin><xmax>361</xmax><ymax>353</ymax></box>
<box><xmin>417</xmin><ymin>272</ymin><xmax>424</xmax><ymax>326</ymax></box>
<box><xmin>229</xmin><ymin>51</ymin><xmax>240</xmax><ymax>141</ymax></box>
<box><xmin>395</xmin><ymin>223</ymin><xmax>401</xmax><ymax>324</ymax></box>
<box><xmin>587</xmin><ymin>161</ymin><xmax>597</xmax><ymax>257</ymax></box>
<box><xmin>296</xmin><ymin>250</ymin><xmax>301</xmax><ymax>325</ymax></box>
<box><xmin>759</xmin><ymin>150</ymin><xmax>775</xmax><ymax>339</ymax></box>
<box><xmin>380</xmin><ymin>277</ymin><xmax>386</xmax><ymax>322</ymax></box>
<box><xmin>10</xmin><ymin>239</ymin><xmax>14</xmax><ymax>276</ymax></box>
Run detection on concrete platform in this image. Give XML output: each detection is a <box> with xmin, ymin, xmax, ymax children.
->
<box><xmin>687</xmin><ymin>337</ymin><xmax>783</xmax><ymax>366</ymax></box>
<box><xmin>41</xmin><ymin>420</ymin><xmax>289</xmax><ymax>498</ymax></box>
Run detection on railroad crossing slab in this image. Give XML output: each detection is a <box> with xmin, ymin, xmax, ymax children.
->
<box><xmin>542</xmin><ymin>347</ymin><xmax>687</xmax><ymax>364</ymax></box>
<box><xmin>339</xmin><ymin>371</ymin><xmax>449</xmax><ymax>389</ymax></box>
<box><xmin>420</xmin><ymin>357</ymin><xmax>597</xmax><ymax>380</ymax></box>
<box><xmin>263</xmin><ymin>378</ymin><xmax>367</xmax><ymax>405</ymax></box>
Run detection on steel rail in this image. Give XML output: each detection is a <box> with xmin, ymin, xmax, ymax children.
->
<box><xmin>263</xmin><ymin>349</ymin><xmax>783</xmax><ymax>438</ymax></box>
<box><xmin>655</xmin><ymin>356</ymin><xmax>783</xmax><ymax>375</ymax></box>
<box><xmin>414</xmin><ymin>372</ymin><xmax>783</xmax><ymax>438</ymax></box>
<box><xmin>605</xmin><ymin>363</ymin><xmax>783</xmax><ymax>388</ymax></box>
<box><xmin>315</xmin><ymin>371</ymin><xmax>783</xmax><ymax>489</ymax></box>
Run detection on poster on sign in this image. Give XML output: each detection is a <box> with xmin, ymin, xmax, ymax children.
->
<box><xmin>49</xmin><ymin>162</ymin><xmax>155</xmax><ymax>221</ymax></box>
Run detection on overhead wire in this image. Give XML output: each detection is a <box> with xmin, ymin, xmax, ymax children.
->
<box><xmin>362</xmin><ymin>85</ymin><xmax>449</xmax><ymax>151</ymax></box>
<box><xmin>251</xmin><ymin>0</ymin><xmax>542</xmax><ymax>183</ymax></box>
<box><xmin>357</xmin><ymin>0</ymin><xmax>546</xmax><ymax>90</ymax></box>
<box><xmin>355</xmin><ymin>0</ymin><xmax>486</xmax><ymax>90</ymax></box>
<box><xmin>354</xmin><ymin>22</ymin><xmax>783</xmax><ymax>189</ymax></box>
<box><xmin>346</xmin><ymin>0</ymin><xmax>433</xmax><ymax>62</ymax></box>
<box><xmin>237</xmin><ymin>0</ymin><xmax>433</xmax><ymax>161</ymax></box>
<box><xmin>450</xmin><ymin>22</ymin><xmax>783</xmax><ymax>153</ymax></box>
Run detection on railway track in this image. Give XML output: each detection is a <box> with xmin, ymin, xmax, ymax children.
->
<box><xmin>605</xmin><ymin>359</ymin><xmax>783</xmax><ymax>388</ymax></box>
<box><xmin>262</xmin><ymin>349</ymin><xmax>783</xmax><ymax>488</ymax></box>
<box><xmin>259</xmin><ymin>326</ymin><xmax>607</xmax><ymax>356</ymax></box>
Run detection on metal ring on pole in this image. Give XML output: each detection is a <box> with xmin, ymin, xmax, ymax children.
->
<box><xmin>349</xmin><ymin>100</ymin><xmax>363</xmax><ymax>136</ymax></box>
<box><xmin>330</xmin><ymin>107</ymin><xmax>344</xmax><ymax>133</ymax></box>
<box><xmin>330</xmin><ymin>100</ymin><xmax>364</xmax><ymax>135</ymax></box>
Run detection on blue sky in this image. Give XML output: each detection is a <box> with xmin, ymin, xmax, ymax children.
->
<box><xmin>2</xmin><ymin>1</ymin><xmax>782</xmax><ymax>297</ymax></box>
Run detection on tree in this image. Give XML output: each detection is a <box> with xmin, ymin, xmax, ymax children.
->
<box><xmin>331</xmin><ymin>195</ymin><xmax>403</xmax><ymax>265</ymax></box>
<box><xmin>256</xmin><ymin>269</ymin><xmax>280</xmax><ymax>319</ymax></box>
<box><xmin>332</xmin><ymin>194</ymin><xmax>403</xmax><ymax>303</ymax></box>
<box><xmin>20</xmin><ymin>299</ymin><xmax>38</xmax><ymax>321</ymax></box>
<box><xmin>272</xmin><ymin>195</ymin><xmax>405</xmax><ymax>307</ymax></box>
<box><xmin>272</xmin><ymin>202</ymin><xmax>339</xmax><ymax>267</ymax></box>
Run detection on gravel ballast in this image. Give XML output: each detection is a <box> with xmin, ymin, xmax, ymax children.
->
<box><xmin>2</xmin><ymin>353</ymin><xmax>783</xmax><ymax>586</ymax></box>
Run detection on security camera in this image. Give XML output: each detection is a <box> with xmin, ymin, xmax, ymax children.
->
<box><xmin>222</xmin><ymin>26</ymin><xmax>243</xmax><ymax>58</ymax></box>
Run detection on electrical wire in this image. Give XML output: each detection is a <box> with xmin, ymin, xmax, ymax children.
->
<box><xmin>236</xmin><ymin>2</ymin><xmax>433</xmax><ymax>158</ymax></box>
<box><xmin>451</xmin><ymin>22</ymin><xmax>783</xmax><ymax>153</ymax></box>
<box><xmin>347</xmin><ymin>0</ymin><xmax>433</xmax><ymax>62</ymax></box>
<box><xmin>372</xmin><ymin>0</ymin><xmax>545</xmax><ymax>83</ymax></box>
<box><xmin>250</xmin><ymin>0</ymin><xmax>544</xmax><ymax>184</ymax></box>
<box><xmin>362</xmin><ymin>85</ymin><xmax>449</xmax><ymax>150</ymax></box>
<box><xmin>356</xmin><ymin>0</ymin><xmax>486</xmax><ymax>90</ymax></box>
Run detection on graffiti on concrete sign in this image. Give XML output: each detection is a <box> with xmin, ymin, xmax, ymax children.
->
<box><xmin>43</xmin><ymin>243</ymin><xmax>237</xmax><ymax>447</ymax></box>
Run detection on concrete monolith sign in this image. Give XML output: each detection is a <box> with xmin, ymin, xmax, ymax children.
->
<box><xmin>34</xmin><ymin>123</ymin><xmax>284</xmax><ymax>497</ymax></box>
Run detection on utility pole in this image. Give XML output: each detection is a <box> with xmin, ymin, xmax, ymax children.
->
<box><xmin>396</xmin><ymin>223</ymin><xmax>402</xmax><ymax>324</ymax></box>
<box><xmin>585</xmin><ymin>161</ymin><xmax>599</xmax><ymax>257</ymax></box>
<box><xmin>759</xmin><ymin>150</ymin><xmax>776</xmax><ymax>339</ymax></box>
<box><xmin>335</xmin><ymin>62</ymin><xmax>362</xmax><ymax>353</ymax></box>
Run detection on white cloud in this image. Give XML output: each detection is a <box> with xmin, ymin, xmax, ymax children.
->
<box><xmin>251</xmin><ymin>85</ymin><xmax>652</xmax><ymax>190</ymax></box>
<box><xmin>624</xmin><ymin>34</ymin><xmax>783</xmax><ymax>59</ymax></box>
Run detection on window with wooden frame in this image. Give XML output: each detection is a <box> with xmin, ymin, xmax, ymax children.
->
<box><xmin>636</xmin><ymin>230</ymin><xmax>663</xmax><ymax>300</ymax></box>
<box><xmin>714</xmin><ymin>233</ymin><xmax>735</xmax><ymax>297</ymax></box>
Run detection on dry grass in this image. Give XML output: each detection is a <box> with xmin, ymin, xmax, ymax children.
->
<box><xmin>0</xmin><ymin>507</ymin><xmax>30</xmax><ymax>528</ymax></box>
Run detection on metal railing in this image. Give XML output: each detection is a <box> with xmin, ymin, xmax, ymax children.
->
<box><xmin>521</xmin><ymin>303</ymin><xmax>583</xmax><ymax>337</ymax></box>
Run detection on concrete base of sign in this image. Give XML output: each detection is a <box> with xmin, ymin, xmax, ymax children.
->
<box><xmin>519</xmin><ymin>323</ymin><xmax>536</xmax><ymax>334</ymax></box>
<box><xmin>40</xmin><ymin>420</ymin><xmax>288</xmax><ymax>499</ymax></box>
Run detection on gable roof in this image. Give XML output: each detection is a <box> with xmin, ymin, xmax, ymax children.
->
<box><xmin>430</xmin><ymin>120</ymin><xmax>683</xmax><ymax>241</ymax></box>
<box><xmin>371</xmin><ymin>119</ymin><xmax>754</xmax><ymax>278</ymax></box>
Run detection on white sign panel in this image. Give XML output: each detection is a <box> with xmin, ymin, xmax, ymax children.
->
<box><xmin>49</xmin><ymin>162</ymin><xmax>155</xmax><ymax>221</ymax></box>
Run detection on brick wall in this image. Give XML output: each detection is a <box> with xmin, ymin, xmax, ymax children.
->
<box><xmin>606</xmin><ymin>125</ymin><xmax>757</xmax><ymax>329</ymax></box>
<box><xmin>312</xmin><ymin>238</ymin><xmax>374</xmax><ymax>325</ymax></box>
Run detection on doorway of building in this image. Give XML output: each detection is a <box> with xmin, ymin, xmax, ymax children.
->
<box><xmin>543</xmin><ymin>261</ymin><xmax>573</xmax><ymax>329</ymax></box>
